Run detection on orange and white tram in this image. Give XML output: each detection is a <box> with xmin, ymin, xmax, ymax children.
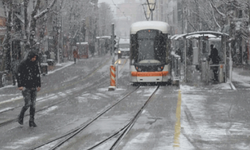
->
<box><xmin>129</xmin><ymin>21</ymin><xmax>172</xmax><ymax>85</ymax></box>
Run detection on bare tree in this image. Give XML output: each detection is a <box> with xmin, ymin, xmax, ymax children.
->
<box><xmin>1</xmin><ymin>0</ymin><xmax>13</xmax><ymax>71</ymax></box>
<box><xmin>1</xmin><ymin>0</ymin><xmax>57</xmax><ymax>71</ymax></box>
<box><xmin>27</xmin><ymin>0</ymin><xmax>57</xmax><ymax>49</ymax></box>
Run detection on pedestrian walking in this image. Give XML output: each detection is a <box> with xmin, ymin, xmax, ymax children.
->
<box><xmin>17</xmin><ymin>50</ymin><xmax>41</xmax><ymax>127</ymax></box>
<box><xmin>208</xmin><ymin>44</ymin><xmax>221</xmax><ymax>82</ymax></box>
<box><xmin>73</xmin><ymin>49</ymin><xmax>78</xmax><ymax>64</ymax></box>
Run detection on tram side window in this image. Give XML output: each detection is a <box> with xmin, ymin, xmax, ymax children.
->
<box><xmin>130</xmin><ymin>35</ymin><xmax>137</xmax><ymax>64</ymax></box>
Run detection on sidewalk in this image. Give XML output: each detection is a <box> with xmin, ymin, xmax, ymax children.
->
<box><xmin>232</xmin><ymin>64</ymin><xmax>250</xmax><ymax>88</ymax></box>
<box><xmin>180</xmin><ymin>64</ymin><xmax>233</xmax><ymax>90</ymax></box>
<box><xmin>46</xmin><ymin>60</ymin><xmax>74</xmax><ymax>75</ymax></box>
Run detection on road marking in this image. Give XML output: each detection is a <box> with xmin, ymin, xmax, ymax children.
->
<box><xmin>173</xmin><ymin>90</ymin><xmax>182</xmax><ymax>149</ymax></box>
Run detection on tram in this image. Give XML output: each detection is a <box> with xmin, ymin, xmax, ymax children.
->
<box><xmin>129</xmin><ymin>21</ymin><xmax>172</xmax><ymax>85</ymax></box>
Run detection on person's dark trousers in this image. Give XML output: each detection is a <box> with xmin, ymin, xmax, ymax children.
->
<box><xmin>213</xmin><ymin>67</ymin><xmax>219</xmax><ymax>81</ymax></box>
<box><xmin>12</xmin><ymin>73</ymin><xmax>17</xmax><ymax>85</ymax></box>
<box><xmin>18</xmin><ymin>88</ymin><xmax>37</xmax><ymax>127</ymax></box>
<box><xmin>74</xmin><ymin>58</ymin><xmax>76</xmax><ymax>64</ymax></box>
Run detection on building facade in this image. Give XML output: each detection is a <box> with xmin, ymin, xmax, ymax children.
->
<box><xmin>0</xmin><ymin>0</ymin><xmax>6</xmax><ymax>58</ymax></box>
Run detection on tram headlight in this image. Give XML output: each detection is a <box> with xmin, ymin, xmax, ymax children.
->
<box><xmin>158</xmin><ymin>66</ymin><xmax>164</xmax><ymax>71</ymax></box>
<box><xmin>136</xmin><ymin>66</ymin><xmax>141</xmax><ymax>71</ymax></box>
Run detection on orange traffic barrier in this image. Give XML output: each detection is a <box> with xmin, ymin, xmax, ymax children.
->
<box><xmin>110</xmin><ymin>65</ymin><xmax>116</xmax><ymax>86</ymax></box>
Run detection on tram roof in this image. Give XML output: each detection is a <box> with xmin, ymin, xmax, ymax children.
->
<box><xmin>130</xmin><ymin>21</ymin><xmax>170</xmax><ymax>34</ymax></box>
<box><xmin>96</xmin><ymin>36</ymin><xmax>111</xmax><ymax>39</ymax></box>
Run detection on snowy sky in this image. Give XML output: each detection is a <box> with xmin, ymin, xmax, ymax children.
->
<box><xmin>98</xmin><ymin>0</ymin><xmax>125</xmax><ymax>13</ymax></box>
<box><xmin>98</xmin><ymin>0</ymin><xmax>141</xmax><ymax>14</ymax></box>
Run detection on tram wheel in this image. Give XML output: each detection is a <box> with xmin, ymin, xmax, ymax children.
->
<box><xmin>132</xmin><ymin>82</ymin><xmax>138</xmax><ymax>86</ymax></box>
<box><xmin>166</xmin><ymin>79</ymin><xmax>172</xmax><ymax>86</ymax></box>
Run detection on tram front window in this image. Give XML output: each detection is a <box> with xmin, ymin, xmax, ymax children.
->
<box><xmin>138</xmin><ymin>40</ymin><xmax>154</xmax><ymax>60</ymax></box>
<box><xmin>136</xmin><ymin>30</ymin><xmax>165</xmax><ymax>64</ymax></box>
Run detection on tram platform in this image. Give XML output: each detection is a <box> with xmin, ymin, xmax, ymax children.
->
<box><xmin>179</xmin><ymin>64</ymin><xmax>234</xmax><ymax>90</ymax></box>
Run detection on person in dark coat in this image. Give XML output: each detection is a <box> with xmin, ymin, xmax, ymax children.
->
<box><xmin>17</xmin><ymin>50</ymin><xmax>41</xmax><ymax>127</ymax></box>
<box><xmin>208</xmin><ymin>44</ymin><xmax>221</xmax><ymax>82</ymax></box>
<box><xmin>73</xmin><ymin>49</ymin><xmax>78</xmax><ymax>64</ymax></box>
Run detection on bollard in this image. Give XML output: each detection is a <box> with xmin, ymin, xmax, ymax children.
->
<box><xmin>219</xmin><ymin>65</ymin><xmax>223</xmax><ymax>83</ymax></box>
<box><xmin>108</xmin><ymin>65</ymin><xmax>116</xmax><ymax>91</ymax></box>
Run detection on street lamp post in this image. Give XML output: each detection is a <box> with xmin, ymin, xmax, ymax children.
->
<box><xmin>146</xmin><ymin>0</ymin><xmax>156</xmax><ymax>21</ymax></box>
<box><xmin>57</xmin><ymin>25</ymin><xmax>61</xmax><ymax>64</ymax></box>
<box><xmin>142</xmin><ymin>3</ymin><xmax>150</xmax><ymax>21</ymax></box>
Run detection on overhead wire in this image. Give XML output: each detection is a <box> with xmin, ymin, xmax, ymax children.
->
<box><xmin>111</xmin><ymin>0</ymin><xmax>131</xmax><ymax>26</ymax></box>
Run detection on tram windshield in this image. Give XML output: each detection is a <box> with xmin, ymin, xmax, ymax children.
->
<box><xmin>136</xmin><ymin>30</ymin><xmax>166</xmax><ymax>64</ymax></box>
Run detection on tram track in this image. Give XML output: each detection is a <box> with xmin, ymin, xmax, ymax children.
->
<box><xmin>32</xmin><ymin>86</ymin><xmax>141</xmax><ymax>150</ymax></box>
<box><xmin>32</xmin><ymin>86</ymin><xmax>160</xmax><ymax>150</ymax></box>
<box><xmin>109</xmin><ymin>86</ymin><xmax>159</xmax><ymax>150</ymax></box>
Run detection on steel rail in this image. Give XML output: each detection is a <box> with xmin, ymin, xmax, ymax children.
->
<box><xmin>110</xmin><ymin>86</ymin><xmax>160</xmax><ymax>150</ymax></box>
<box><xmin>45</xmin><ymin>86</ymin><xmax>140</xmax><ymax>150</ymax></box>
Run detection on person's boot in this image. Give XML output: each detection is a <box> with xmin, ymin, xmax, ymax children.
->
<box><xmin>29</xmin><ymin>120</ymin><xmax>37</xmax><ymax>127</ymax></box>
<box><xmin>18</xmin><ymin>107</ymin><xmax>26</xmax><ymax>125</ymax></box>
<box><xmin>18</xmin><ymin>116</ymin><xmax>23</xmax><ymax>125</ymax></box>
<box><xmin>29</xmin><ymin>107</ymin><xmax>37</xmax><ymax>127</ymax></box>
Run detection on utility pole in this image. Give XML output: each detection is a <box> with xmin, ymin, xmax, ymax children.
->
<box><xmin>111</xmin><ymin>23</ymin><xmax>115</xmax><ymax>65</ymax></box>
<box><xmin>2</xmin><ymin>0</ymin><xmax>13</xmax><ymax>71</ymax></box>
<box><xmin>146</xmin><ymin>0</ymin><xmax>156</xmax><ymax>21</ymax></box>
<box><xmin>181</xmin><ymin>0</ymin><xmax>184</xmax><ymax>33</ymax></box>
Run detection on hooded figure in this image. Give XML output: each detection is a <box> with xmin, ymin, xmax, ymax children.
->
<box><xmin>208</xmin><ymin>45</ymin><xmax>221</xmax><ymax>82</ymax></box>
<box><xmin>17</xmin><ymin>50</ymin><xmax>41</xmax><ymax>127</ymax></box>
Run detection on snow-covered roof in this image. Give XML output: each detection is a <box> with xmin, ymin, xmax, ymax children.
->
<box><xmin>76</xmin><ymin>42</ymin><xmax>88</xmax><ymax>45</ymax></box>
<box><xmin>0</xmin><ymin>27</ymin><xmax>6</xmax><ymax>30</ymax></box>
<box><xmin>170</xmin><ymin>34</ymin><xmax>186</xmax><ymax>40</ymax></box>
<box><xmin>171</xmin><ymin>51</ymin><xmax>180</xmax><ymax>58</ymax></box>
<box><xmin>186</xmin><ymin>34</ymin><xmax>217</xmax><ymax>39</ymax></box>
<box><xmin>96</xmin><ymin>36</ymin><xmax>111</xmax><ymax>39</ymax></box>
<box><xmin>171</xmin><ymin>31</ymin><xmax>229</xmax><ymax>40</ymax></box>
<box><xmin>130</xmin><ymin>21</ymin><xmax>170</xmax><ymax>34</ymax></box>
<box><xmin>184</xmin><ymin>31</ymin><xmax>229</xmax><ymax>38</ymax></box>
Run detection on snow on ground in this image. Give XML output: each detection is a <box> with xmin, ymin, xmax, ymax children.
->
<box><xmin>178</xmin><ymin>67</ymin><xmax>250</xmax><ymax>149</ymax></box>
<box><xmin>48</xmin><ymin>61</ymin><xmax>74</xmax><ymax>74</ymax></box>
<box><xmin>232</xmin><ymin>68</ymin><xmax>250</xmax><ymax>87</ymax></box>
